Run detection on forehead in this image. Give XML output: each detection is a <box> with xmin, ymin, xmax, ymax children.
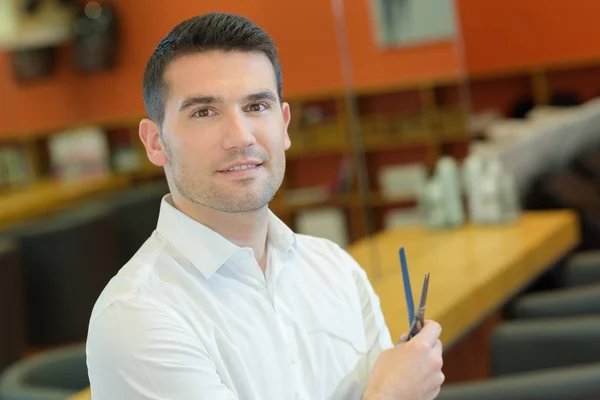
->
<box><xmin>163</xmin><ymin>50</ymin><xmax>277</xmax><ymax>101</ymax></box>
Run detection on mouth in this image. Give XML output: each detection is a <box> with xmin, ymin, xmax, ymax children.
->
<box><xmin>218</xmin><ymin>162</ymin><xmax>264</xmax><ymax>175</ymax></box>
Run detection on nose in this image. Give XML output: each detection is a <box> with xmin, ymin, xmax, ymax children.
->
<box><xmin>221</xmin><ymin>110</ymin><xmax>256</xmax><ymax>150</ymax></box>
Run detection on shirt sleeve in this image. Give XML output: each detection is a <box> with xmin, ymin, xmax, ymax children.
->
<box><xmin>347</xmin><ymin>253</ymin><xmax>395</xmax><ymax>371</ymax></box>
<box><xmin>327</xmin><ymin>245</ymin><xmax>395</xmax><ymax>399</ymax></box>
<box><xmin>86</xmin><ymin>298</ymin><xmax>237</xmax><ymax>400</ymax></box>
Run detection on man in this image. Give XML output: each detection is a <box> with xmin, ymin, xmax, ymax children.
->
<box><xmin>86</xmin><ymin>12</ymin><xmax>444</xmax><ymax>400</ymax></box>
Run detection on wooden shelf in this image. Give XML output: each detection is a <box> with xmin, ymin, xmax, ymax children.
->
<box><xmin>286</xmin><ymin>133</ymin><xmax>468</xmax><ymax>159</ymax></box>
<box><xmin>286</xmin><ymin>144</ymin><xmax>350</xmax><ymax>160</ymax></box>
<box><xmin>0</xmin><ymin>172</ymin><xmax>148</xmax><ymax>231</ymax></box>
<box><xmin>369</xmin><ymin>192</ymin><xmax>417</xmax><ymax>208</ymax></box>
<box><xmin>271</xmin><ymin>193</ymin><xmax>359</xmax><ymax>214</ymax></box>
<box><xmin>270</xmin><ymin>190</ymin><xmax>418</xmax><ymax>215</ymax></box>
<box><xmin>0</xmin><ymin>62</ymin><xmax>466</xmax><ymax>242</ymax></box>
<box><xmin>0</xmin><ymin>172</ymin><xmax>417</xmax><ymax>234</ymax></box>
<box><xmin>363</xmin><ymin>137</ymin><xmax>437</xmax><ymax>153</ymax></box>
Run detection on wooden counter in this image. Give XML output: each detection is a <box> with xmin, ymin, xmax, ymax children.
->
<box><xmin>69</xmin><ymin>210</ymin><xmax>579</xmax><ymax>398</ymax></box>
<box><xmin>0</xmin><ymin>175</ymin><xmax>133</xmax><ymax>231</ymax></box>
<box><xmin>69</xmin><ymin>388</ymin><xmax>91</xmax><ymax>400</ymax></box>
<box><xmin>348</xmin><ymin>210</ymin><xmax>580</xmax><ymax>347</ymax></box>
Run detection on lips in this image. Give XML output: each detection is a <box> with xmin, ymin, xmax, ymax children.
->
<box><xmin>224</xmin><ymin>163</ymin><xmax>261</xmax><ymax>171</ymax></box>
<box><xmin>218</xmin><ymin>160</ymin><xmax>263</xmax><ymax>172</ymax></box>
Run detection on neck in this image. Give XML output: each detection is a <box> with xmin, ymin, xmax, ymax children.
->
<box><xmin>171</xmin><ymin>193</ymin><xmax>270</xmax><ymax>271</ymax></box>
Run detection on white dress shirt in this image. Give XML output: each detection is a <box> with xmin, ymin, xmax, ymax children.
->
<box><xmin>86</xmin><ymin>195</ymin><xmax>394</xmax><ymax>400</ymax></box>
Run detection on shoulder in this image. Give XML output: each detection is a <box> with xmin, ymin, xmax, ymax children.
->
<box><xmin>294</xmin><ymin>233</ymin><xmax>353</xmax><ymax>260</ymax></box>
<box><xmin>86</xmin><ymin>250</ymin><xmax>194</xmax><ymax>362</ymax></box>
<box><xmin>88</xmin><ymin>232</ymin><xmax>182</xmax><ymax>330</ymax></box>
<box><xmin>292</xmin><ymin>233</ymin><xmax>367</xmax><ymax>280</ymax></box>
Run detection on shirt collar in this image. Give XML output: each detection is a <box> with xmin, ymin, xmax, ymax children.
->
<box><xmin>156</xmin><ymin>194</ymin><xmax>297</xmax><ymax>279</ymax></box>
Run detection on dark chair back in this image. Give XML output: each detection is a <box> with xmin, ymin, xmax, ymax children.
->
<box><xmin>0</xmin><ymin>239</ymin><xmax>26</xmax><ymax>373</ymax></box>
<box><xmin>109</xmin><ymin>180</ymin><xmax>168</xmax><ymax>266</ymax></box>
<box><xmin>0</xmin><ymin>344</ymin><xmax>87</xmax><ymax>400</ymax></box>
<box><xmin>9</xmin><ymin>202</ymin><xmax>119</xmax><ymax>346</ymax></box>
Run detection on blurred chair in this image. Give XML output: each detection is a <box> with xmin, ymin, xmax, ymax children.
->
<box><xmin>491</xmin><ymin>316</ymin><xmax>600</xmax><ymax>376</ymax></box>
<box><xmin>8</xmin><ymin>201</ymin><xmax>119</xmax><ymax>346</ymax></box>
<box><xmin>439</xmin><ymin>315</ymin><xmax>600</xmax><ymax>399</ymax></box>
<box><xmin>438</xmin><ymin>363</ymin><xmax>600</xmax><ymax>400</ymax></box>
<box><xmin>106</xmin><ymin>180</ymin><xmax>168</xmax><ymax>266</ymax></box>
<box><xmin>511</xmin><ymin>284</ymin><xmax>600</xmax><ymax>319</ymax></box>
<box><xmin>0</xmin><ymin>238</ymin><xmax>26</xmax><ymax>373</ymax></box>
<box><xmin>509</xmin><ymin>250</ymin><xmax>600</xmax><ymax>319</ymax></box>
<box><xmin>0</xmin><ymin>344</ymin><xmax>87</xmax><ymax>400</ymax></box>
<box><xmin>563</xmin><ymin>250</ymin><xmax>600</xmax><ymax>287</ymax></box>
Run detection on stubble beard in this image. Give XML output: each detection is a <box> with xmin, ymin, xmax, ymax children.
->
<box><xmin>171</xmin><ymin>156</ymin><xmax>285</xmax><ymax>214</ymax></box>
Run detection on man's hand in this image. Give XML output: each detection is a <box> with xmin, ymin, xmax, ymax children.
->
<box><xmin>363</xmin><ymin>320</ymin><xmax>444</xmax><ymax>400</ymax></box>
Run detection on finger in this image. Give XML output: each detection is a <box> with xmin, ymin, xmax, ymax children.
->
<box><xmin>432</xmin><ymin>339</ymin><xmax>443</xmax><ymax>357</ymax></box>
<box><xmin>395</xmin><ymin>332</ymin><xmax>409</xmax><ymax>345</ymax></box>
<box><xmin>414</xmin><ymin>320</ymin><xmax>441</xmax><ymax>347</ymax></box>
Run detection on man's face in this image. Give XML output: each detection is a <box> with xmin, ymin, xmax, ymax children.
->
<box><xmin>160</xmin><ymin>50</ymin><xmax>291</xmax><ymax>213</ymax></box>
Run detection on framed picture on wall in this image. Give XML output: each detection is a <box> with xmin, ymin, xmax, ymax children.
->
<box><xmin>371</xmin><ymin>0</ymin><xmax>458</xmax><ymax>48</ymax></box>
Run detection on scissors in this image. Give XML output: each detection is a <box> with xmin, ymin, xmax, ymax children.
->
<box><xmin>396</xmin><ymin>247</ymin><xmax>430</xmax><ymax>343</ymax></box>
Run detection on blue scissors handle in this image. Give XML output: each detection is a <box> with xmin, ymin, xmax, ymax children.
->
<box><xmin>399</xmin><ymin>247</ymin><xmax>415</xmax><ymax>327</ymax></box>
<box><xmin>398</xmin><ymin>247</ymin><xmax>430</xmax><ymax>343</ymax></box>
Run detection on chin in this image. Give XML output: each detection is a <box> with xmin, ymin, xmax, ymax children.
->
<box><xmin>217</xmin><ymin>201</ymin><xmax>269</xmax><ymax>214</ymax></box>
<box><xmin>211</xmin><ymin>190</ymin><xmax>272</xmax><ymax>214</ymax></box>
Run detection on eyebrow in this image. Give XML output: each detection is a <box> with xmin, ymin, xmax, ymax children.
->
<box><xmin>245</xmin><ymin>90</ymin><xmax>278</xmax><ymax>103</ymax></box>
<box><xmin>178</xmin><ymin>95</ymin><xmax>224</xmax><ymax>112</ymax></box>
<box><xmin>178</xmin><ymin>90</ymin><xmax>278</xmax><ymax>112</ymax></box>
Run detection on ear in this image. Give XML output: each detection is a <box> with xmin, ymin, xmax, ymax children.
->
<box><xmin>281</xmin><ymin>102</ymin><xmax>291</xmax><ymax>151</ymax></box>
<box><xmin>139</xmin><ymin>118</ymin><xmax>168</xmax><ymax>167</ymax></box>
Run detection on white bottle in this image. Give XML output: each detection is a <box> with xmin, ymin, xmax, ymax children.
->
<box><xmin>498</xmin><ymin>170</ymin><xmax>521</xmax><ymax>223</ymax></box>
<box><xmin>435</xmin><ymin>157</ymin><xmax>465</xmax><ymax>227</ymax></box>
<box><xmin>466</xmin><ymin>159</ymin><xmax>498</xmax><ymax>225</ymax></box>
<box><xmin>419</xmin><ymin>176</ymin><xmax>447</xmax><ymax>229</ymax></box>
<box><xmin>462</xmin><ymin>154</ymin><xmax>484</xmax><ymax>223</ymax></box>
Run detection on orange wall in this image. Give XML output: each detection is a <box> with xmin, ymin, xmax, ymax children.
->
<box><xmin>0</xmin><ymin>0</ymin><xmax>461</xmax><ymax>137</ymax></box>
<box><xmin>0</xmin><ymin>1</ymin><xmax>345</xmax><ymax>137</ymax></box>
<box><xmin>344</xmin><ymin>0</ymin><xmax>459</xmax><ymax>91</ymax></box>
<box><xmin>458</xmin><ymin>0</ymin><xmax>600</xmax><ymax>74</ymax></box>
<box><xmin>3</xmin><ymin>0</ymin><xmax>600</xmax><ymax>137</ymax></box>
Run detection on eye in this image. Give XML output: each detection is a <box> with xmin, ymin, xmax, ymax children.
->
<box><xmin>245</xmin><ymin>103</ymin><xmax>269</xmax><ymax>113</ymax></box>
<box><xmin>192</xmin><ymin>108</ymin><xmax>215</xmax><ymax>118</ymax></box>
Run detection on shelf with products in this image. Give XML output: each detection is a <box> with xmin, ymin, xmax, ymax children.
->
<box><xmin>2</xmin><ymin>48</ymin><xmax>600</xmax><ymax>244</ymax></box>
<box><xmin>17</xmin><ymin>58</ymin><xmax>600</xmax><ymax>240</ymax></box>
<box><xmin>2</xmin><ymin>47</ymin><xmax>600</xmax><ymax>246</ymax></box>
<box><xmin>274</xmin><ymin>82</ymin><xmax>471</xmax><ymax>243</ymax></box>
<box><xmin>0</xmin><ymin>115</ymin><xmax>466</xmax><ymax>246</ymax></box>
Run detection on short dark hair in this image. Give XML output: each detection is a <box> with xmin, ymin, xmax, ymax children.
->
<box><xmin>142</xmin><ymin>12</ymin><xmax>283</xmax><ymax>127</ymax></box>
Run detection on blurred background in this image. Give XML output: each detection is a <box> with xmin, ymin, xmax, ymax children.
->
<box><xmin>2</xmin><ymin>1</ymin><xmax>600</xmax><ymax>399</ymax></box>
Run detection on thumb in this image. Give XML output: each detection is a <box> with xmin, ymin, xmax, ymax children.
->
<box><xmin>414</xmin><ymin>320</ymin><xmax>441</xmax><ymax>347</ymax></box>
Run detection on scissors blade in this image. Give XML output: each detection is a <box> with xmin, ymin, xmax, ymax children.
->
<box><xmin>416</xmin><ymin>273</ymin><xmax>430</xmax><ymax>323</ymax></box>
<box><xmin>409</xmin><ymin>273</ymin><xmax>430</xmax><ymax>338</ymax></box>
<box><xmin>399</xmin><ymin>247</ymin><xmax>415</xmax><ymax>327</ymax></box>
